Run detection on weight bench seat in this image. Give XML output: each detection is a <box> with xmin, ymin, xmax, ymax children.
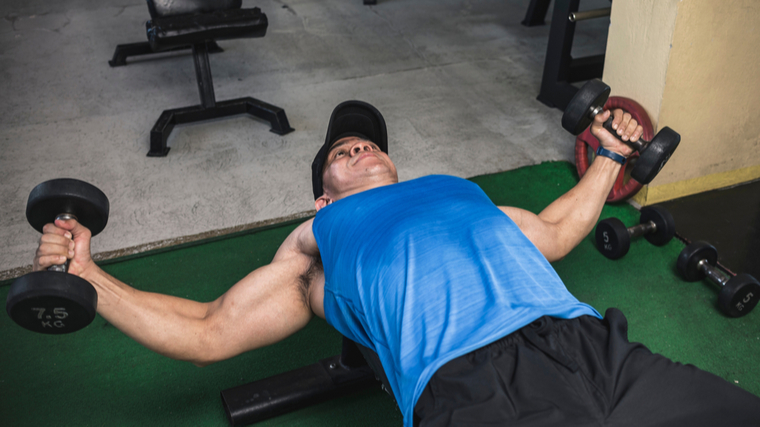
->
<box><xmin>146</xmin><ymin>8</ymin><xmax>267</xmax><ymax>51</ymax></box>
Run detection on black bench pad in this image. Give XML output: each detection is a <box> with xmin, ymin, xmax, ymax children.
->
<box><xmin>147</xmin><ymin>7</ymin><xmax>267</xmax><ymax>51</ymax></box>
<box><xmin>148</xmin><ymin>0</ymin><xmax>242</xmax><ymax>19</ymax></box>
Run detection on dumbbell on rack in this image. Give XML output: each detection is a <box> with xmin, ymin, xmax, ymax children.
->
<box><xmin>562</xmin><ymin>79</ymin><xmax>681</xmax><ymax>184</ymax></box>
<box><xmin>595</xmin><ymin>206</ymin><xmax>676</xmax><ymax>260</ymax></box>
<box><xmin>677</xmin><ymin>241</ymin><xmax>760</xmax><ymax>318</ymax></box>
<box><xmin>6</xmin><ymin>179</ymin><xmax>109</xmax><ymax>334</ymax></box>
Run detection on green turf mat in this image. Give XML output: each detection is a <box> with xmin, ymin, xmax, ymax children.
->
<box><xmin>2</xmin><ymin>161</ymin><xmax>758</xmax><ymax>427</ymax></box>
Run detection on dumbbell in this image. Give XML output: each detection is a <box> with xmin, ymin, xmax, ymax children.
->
<box><xmin>6</xmin><ymin>179</ymin><xmax>109</xmax><ymax>334</ymax></box>
<box><xmin>595</xmin><ymin>205</ymin><xmax>676</xmax><ymax>259</ymax></box>
<box><xmin>562</xmin><ymin>79</ymin><xmax>681</xmax><ymax>184</ymax></box>
<box><xmin>677</xmin><ymin>241</ymin><xmax>760</xmax><ymax>318</ymax></box>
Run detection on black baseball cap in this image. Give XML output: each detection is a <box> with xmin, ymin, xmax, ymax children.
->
<box><xmin>311</xmin><ymin>100</ymin><xmax>388</xmax><ymax>200</ymax></box>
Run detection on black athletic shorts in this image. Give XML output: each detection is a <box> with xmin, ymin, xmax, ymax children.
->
<box><xmin>413</xmin><ymin>308</ymin><xmax>760</xmax><ymax>426</ymax></box>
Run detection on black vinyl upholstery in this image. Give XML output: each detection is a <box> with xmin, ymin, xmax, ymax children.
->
<box><xmin>146</xmin><ymin>7</ymin><xmax>267</xmax><ymax>51</ymax></box>
<box><xmin>147</xmin><ymin>0</ymin><xmax>242</xmax><ymax>19</ymax></box>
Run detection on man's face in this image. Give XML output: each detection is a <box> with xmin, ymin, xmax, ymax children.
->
<box><xmin>317</xmin><ymin>136</ymin><xmax>398</xmax><ymax>209</ymax></box>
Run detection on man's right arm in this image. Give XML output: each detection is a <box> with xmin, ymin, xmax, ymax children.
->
<box><xmin>500</xmin><ymin>109</ymin><xmax>642</xmax><ymax>262</ymax></box>
<box><xmin>35</xmin><ymin>218</ymin><xmax>321</xmax><ymax>367</ymax></box>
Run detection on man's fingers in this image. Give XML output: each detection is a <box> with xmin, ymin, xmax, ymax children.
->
<box><xmin>33</xmin><ymin>219</ymin><xmax>93</xmax><ymax>274</ymax></box>
<box><xmin>612</xmin><ymin>109</ymin><xmax>624</xmax><ymax>129</ymax></box>
<box><xmin>34</xmin><ymin>239</ymin><xmax>71</xmax><ymax>270</ymax></box>
<box><xmin>593</xmin><ymin>109</ymin><xmax>611</xmax><ymax>125</ymax></box>
<box><xmin>53</xmin><ymin>218</ymin><xmax>77</xmax><ymax>230</ymax></box>
<box><xmin>39</xmin><ymin>232</ymin><xmax>73</xmax><ymax>247</ymax></box>
<box><xmin>38</xmin><ymin>233</ymin><xmax>75</xmax><ymax>255</ymax></box>
<box><xmin>36</xmin><ymin>254</ymin><xmax>69</xmax><ymax>269</ymax></box>
<box><xmin>35</xmin><ymin>227</ymin><xmax>77</xmax><ymax>271</ymax></box>
<box><xmin>630</xmin><ymin>126</ymin><xmax>644</xmax><ymax>142</ymax></box>
<box><xmin>622</xmin><ymin>118</ymin><xmax>639</xmax><ymax>141</ymax></box>
<box><xmin>608</xmin><ymin>111</ymin><xmax>644</xmax><ymax>142</ymax></box>
<box><xmin>614</xmin><ymin>112</ymin><xmax>630</xmax><ymax>134</ymax></box>
<box><xmin>55</xmin><ymin>218</ymin><xmax>92</xmax><ymax>240</ymax></box>
<box><xmin>42</xmin><ymin>222</ymin><xmax>73</xmax><ymax>239</ymax></box>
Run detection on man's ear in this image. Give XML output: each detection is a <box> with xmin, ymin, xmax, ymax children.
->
<box><xmin>315</xmin><ymin>195</ymin><xmax>332</xmax><ymax>211</ymax></box>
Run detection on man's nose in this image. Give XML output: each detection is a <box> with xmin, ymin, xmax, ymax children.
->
<box><xmin>350</xmin><ymin>142</ymin><xmax>374</xmax><ymax>155</ymax></box>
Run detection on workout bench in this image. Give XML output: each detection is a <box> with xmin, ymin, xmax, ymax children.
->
<box><xmin>108</xmin><ymin>0</ymin><xmax>294</xmax><ymax>157</ymax></box>
<box><xmin>220</xmin><ymin>337</ymin><xmax>395</xmax><ymax>426</ymax></box>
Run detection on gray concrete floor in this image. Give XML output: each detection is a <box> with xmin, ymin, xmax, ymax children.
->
<box><xmin>0</xmin><ymin>0</ymin><xmax>610</xmax><ymax>279</ymax></box>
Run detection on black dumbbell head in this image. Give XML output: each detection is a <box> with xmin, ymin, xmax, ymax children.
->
<box><xmin>677</xmin><ymin>241</ymin><xmax>717</xmax><ymax>282</ymax></box>
<box><xmin>562</xmin><ymin>79</ymin><xmax>611</xmax><ymax>136</ymax></box>
<box><xmin>6</xmin><ymin>271</ymin><xmax>98</xmax><ymax>334</ymax></box>
<box><xmin>631</xmin><ymin>127</ymin><xmax>680</xmax><ymax>184</ymax></box>
<box><xmin>595</xmin><ymin>217</ymin><xmax>631</xmax><ymax>260</ymax></box>
<box><xmin>26</xmin><ymin>179</ymin><xmax>110</xmax><ymax>236</ymax></box>
<box><xmin>719</xmin><ymin>274</ymin><xmax>760</xmax><ymax>318</ymax></box>
<box><xmin>640</xmin><ymin>205</ymin><xmax>676</xmax><ymax>246</ymax></box>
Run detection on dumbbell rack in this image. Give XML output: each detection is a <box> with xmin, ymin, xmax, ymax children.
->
<box><xmin>527</xmin><ymin>0</ymin><xmax>609</xmax><ymax>111</ymax></box>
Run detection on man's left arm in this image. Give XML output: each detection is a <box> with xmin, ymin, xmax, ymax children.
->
<box><xmin>500</xmin><ymin>109</ymin><xmax>643</xmax><ymax>262</ymax></box>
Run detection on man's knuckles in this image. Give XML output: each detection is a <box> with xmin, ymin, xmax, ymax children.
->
<box><xmin>42</xmin><ymin>223</ymin><xmax>71</xmax><ymax>237</ymax></box>
<box><xmin>40</xmin><ymin>232</ymin><xmax>71</xmax><ymax>246</ymax></box>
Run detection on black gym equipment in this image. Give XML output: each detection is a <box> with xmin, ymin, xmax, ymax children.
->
<box><xmin>532</xmin><ymin>0</ymin><xmax>611</xmax><ymax>110</ymax></box>
<box><xmin>221</xmin><ymin>337</ymin><xmax>391</xmax><ymax>426</ymax></box>
<box><xmin>677</xmin><ymin>241</ymin><xmax>760</xmax><ymax>318</ymax></box>
<box><xmin>6</xmin><ymin>179</ymin><xmax>109</xmax><ymax>334</ymax></box>
<box><xmin>108</xmin><ymin>0</ymin><xmax>294</xmax><ymax>157</ymax></box>
<box><xmin>595</xmin><ymin>205</ymin><xmax>676</xmax><ymax>260</ymax></box>
<box><xmin>108</xmin><ymin>39</ymin><xmax>224</xmax><ymax>67</ymax></box>
<box><xmin>562</xmin><ymin>79</ymin><xmax>681</xmax><ymax>184</ymax></box>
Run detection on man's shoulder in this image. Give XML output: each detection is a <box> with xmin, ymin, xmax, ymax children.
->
<box><xmin>273</xmin><ymin>218</ymin><xmax>320</xmax><ymax>262</ymax></box>
<box><xmin>294</xmin><ymin>218</ymin><xmax>320</xmax><ymax>258</ymax></box>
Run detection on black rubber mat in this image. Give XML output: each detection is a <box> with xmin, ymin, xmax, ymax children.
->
<box><xmin>658</xmin><ymin>179</ymin><xmax>760</xmax><ymax>280</ymax></box>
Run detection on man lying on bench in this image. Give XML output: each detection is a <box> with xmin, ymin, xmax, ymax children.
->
<box><xmin>34</xmin><ymin>100</ymin><xmax>760</xmax><ymax>426</ymax></box>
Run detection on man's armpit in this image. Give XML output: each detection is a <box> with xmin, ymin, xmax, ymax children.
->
<box><xmin>298</xmin><ymin>255</ymin><xmax>323</xmax><ymax>308</ymax></box>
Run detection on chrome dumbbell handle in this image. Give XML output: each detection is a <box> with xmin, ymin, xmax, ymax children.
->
<box><xmin>627</xmin><ymin>221</ymin><xmax>657</xmax><ymax>240</ymax></box>
<box><xmin>697</xmin><ymin>258</ymin><xmax>729</xmax><ymax>288</ymax></box>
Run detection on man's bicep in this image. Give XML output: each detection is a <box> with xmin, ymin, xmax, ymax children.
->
<box><xmin>499</xmin><ymin>206</ymin><xmax>563</xmax><ymax>262</ymax></box>
<box><xmin>202</xmin><ymin>255</ymin><xmax>316</xmax><ymax>362</ymax></box>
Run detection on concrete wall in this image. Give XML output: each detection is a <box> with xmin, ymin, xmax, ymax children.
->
<box><xmin>603</xmin><ymin>0</ymin><xmax>760</xmax><ymax>204</ymax></box>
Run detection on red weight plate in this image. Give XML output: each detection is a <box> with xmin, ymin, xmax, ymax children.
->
<box><xmin>574</xmin><ymin>96</ymin><xmax>654</xmax><ymax>202</ymax></box>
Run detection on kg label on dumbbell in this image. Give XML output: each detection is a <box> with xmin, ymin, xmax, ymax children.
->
<box><xmin>602</xmin><ymin>231</ymin><xmax>613</xmax><ymax>252</ymax></box>
<box><xmin>32</xmin><ymin>307</ymin><xmax>69</xmax><ymax>329</ymax></box>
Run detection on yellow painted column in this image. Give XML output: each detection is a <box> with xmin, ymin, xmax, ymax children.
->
<box><xmin>603</xmin><ymin>0</ymin><xmax>760</xmax><ymax>205</ymax></box>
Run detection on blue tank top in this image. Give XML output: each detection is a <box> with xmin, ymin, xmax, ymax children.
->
<box><xmin>313</xmin><ymin>175</ymin><xmax>600</xmax><ymax>426</ymax></box>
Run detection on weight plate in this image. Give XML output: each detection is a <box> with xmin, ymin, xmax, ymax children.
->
<box><xmin>562</xmin><ymin>79</ymin><xmax>611</xmax><ymax>135</ymax></box>
<box><xmin>574</xmin><ymin>96</ymin><xmax>652</xmax><ymax>202</ymax></box>
<box><xmin>6</xmin><ymin>271</ymin><xmax>98</xmax><ymax>334</ymax></box>
<box><xmin>26</xmin><ymin>178</ymin><xmax>110</xmax><ymax>236</ymax></box>
<box><xmin>677</xmin><ymin>241</ymin><xmax>717</xmax><ymax>282</ymax></box>
<box><xmin>640</xmin><ymin>206</ymin><xmax>676</xmax><ymax>246</ymax></box>
<box><xmin>719</xmin><ymin>274</ymin><xmax>760</xmax><ymax>318</ymax></box>
<box><xmin>595</xmin><ymin>218</ymin><xmax>630</xmax><ymax>260</ymax></box>
<box><xmin>631</xmin><ymin>127</ymin><xmax>681</xmax><ymax>184</ymax></box>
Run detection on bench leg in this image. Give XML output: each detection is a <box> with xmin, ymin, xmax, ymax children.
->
<box><xmin>108</xmin><ymin>41</ymin><xmax>224</xmax><ymax>67</ymax></box>
<box><xmin>147</xmin><ymin>98</ymin><xmax>294</xmax><ymax>157</ymax></box>
<box><xmin>243</xmin><ymin>98</ymin><xmax>295</xmax><ymax>136</ymax></box>
<box><xmin>148</xmin><ymin>109</ymin><xmax>177</xmax><ymax>157</ymax></box>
